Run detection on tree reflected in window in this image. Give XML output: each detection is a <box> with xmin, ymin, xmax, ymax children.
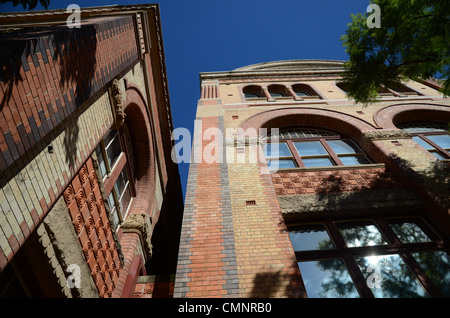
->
<box><xmin>289</xmin><ymin>216</ymin><xmax>450</xmax><ymax>298</ymax></box>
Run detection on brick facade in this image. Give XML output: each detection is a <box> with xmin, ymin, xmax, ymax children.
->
<box><xmin>174</xmin><ymin>60</ymin><xmax>450</xmax><ymax>298</ymax></box>
<box><xmin>0</xmin><ymin>5</ymin><xmax>184</xmax><ymax>298</ymax></box>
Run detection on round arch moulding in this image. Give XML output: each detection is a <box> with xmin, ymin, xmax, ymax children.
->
<box><xmin>236</xmin><ymin>107</ymin><xmax>376</xmax><ymax>143</ymax></box>
<box><xmin>373</xmin><ymin>103</ymin><xmax>450</xmax><ymax>129</ymax></box>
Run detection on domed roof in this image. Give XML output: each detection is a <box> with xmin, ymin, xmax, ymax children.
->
<box><xmin>233</xmin><ymin>59</ymin><xmax>345</xmax><ymax>72</ymax></box>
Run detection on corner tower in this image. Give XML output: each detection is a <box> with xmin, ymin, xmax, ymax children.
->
<box><xmin>174</xmin><ymin>60</ymin><xmax>450</xmax><ymax>298</ymax></box>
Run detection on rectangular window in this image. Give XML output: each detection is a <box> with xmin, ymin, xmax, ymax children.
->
<box><xmin>288</xmin><ymin>216</ymin><xmax>449</xmax><ymax>298</ymax></box>
<box><xmin>297</xmin><ymin>259</ymin><xmax>359</xmax><ymax>298</ymax></box>
<box><xmin>96</xmin><ymin>128</ymin><xmax>134</xmax><ymax>231</ymax></box>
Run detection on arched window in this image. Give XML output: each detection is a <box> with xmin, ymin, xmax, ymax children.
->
<box><xmin>268</xmin><ymin>84</ymin><xmax>287</xmax><ymax>98</ymax></box>
<box><xmin>397</xmin><ymin>122</ymin><xmax>450</xmax><ymax>159</ymax></box>
<box><xmin>95</xmin><ymin>124</ymin><xmax>135</xmax><ymax>229</ymax></box>
<box><xmin>292</xmin><ymin>84</ymin><xmax>317</xmax><ymax>97</ymax></box>
<box><xmin>262</xmin><ymin>127</ymin><xmax>372</xmax><ymax>169</ymax></box>
<box><xmin>243</xmin><ymin>85</ymin><xmax>263</xmax><ymax>99</ymax></box>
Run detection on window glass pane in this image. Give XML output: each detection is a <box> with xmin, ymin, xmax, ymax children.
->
<box><xmin>339</xmin><ymin>155</ymin><xmax>371</xmax><ymax>165</ymax></box>
<box><xmin>263</xmin><ymin>142</ymin><xmax>291</xmax><ymax>158</ymax></box>
<box><xmin>302</xmin><ymin>157</ymin><xmax>334</xmax><ymax>168</ymax></box>
<box><xmin>298</xmin><ymin>259</ymin><xmax>359</xmax><ymax>298</ymax></box>
<box><xmin>398</xmin><ymin>122</ymin><xmax>448</xmax><ymax>133</ymax></box>
<box><xmin>270</xmin><ymin>92</ymin><xmax>284</xmax><ymax>97</ymax></box>
<box><xmin>114</xmin><ymin>167</ymin><xmax>129</xmax><ymax>197</ymax></box>
<box><xmin>289</xmin><ymin>225</ymin><xmax>335</xmax><ymax>251</ymax></box>
<box><xmin>412</xmin><ymin>136</ymin><xmax>434</xmax><ymax>150</ymax></box>
<box><xmin>412</xmin><ymin>251</ymin><xmax>450</xmax><ymax>297</ymax></box>
<box><xmin>294</xmin><ymin>141</ymin><xmax>328</xmax><ymax>156</ymax></box>
<box><xmin>426</xmin><ymin>134</ymin><xmax>450</xmax><ymax>149</ymax></box>
<box><xmin>356</xmin><ymin>254</ymin><xmax>428</xmax><ymax>298</ymax></box>
<box><xmin>107</xmin><ymin>192</ymin><xmax>116</xmax><ymax>210</ymax></box>
<box><xmin>267</xmin><ymin>159</ymin><xmax>296</xmax><ymax>169</ymax></box>
<box><xmin>431</xmin><ymin>152</ymin><xmax>446</xmax><ymax>160</ymax></box>
<box><xmin>388</xmin><ymin>219</ymin><xmax>433</xmax><ymax>244</ymax></box>
<box><xmin>107</xmin><ymin>192</ymin><xmax>120</xmax><ymax>229</ymax></box>
<box><xmin>106</xmin><ymin>134</ymin><xmax>123</xmax><ymax>168</ymax></box>
<box><xmin>337</xmin><ymin>221</ymin><xmax>388</xmax><ymax>247</ymax></box>
<box><xmin>244</xmin><ymin>93</ymin><xmax>260</xmax><ymax>98</ymax></box>
<box><xmin>119</xmin><ymin>186</ymin><xmax>132</xmax><ymax>216</ymax></box>
<box><xmin>327</xmin><ymin>139</ymin><xmax>361</xmax><ymax>154</ymax></box>
<box><xmin>103</xmin><ymin>130</ymin><xmax>118</xmax><ymax>148</ymax></box>
<box><xmin>95</xmin><ymin>145</ymin><xmax>108</xmax><ymax>178</ymax></box>
<box><xmin>295</xmin><ymin>90</ymin><xmax>310</xmax><ymax>96</ymax></box>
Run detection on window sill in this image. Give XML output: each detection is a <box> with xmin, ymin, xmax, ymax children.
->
<box><xmin>268</xmin><ymin>163</ymin><xmax>385</xmax><ymax>173</ymax></box>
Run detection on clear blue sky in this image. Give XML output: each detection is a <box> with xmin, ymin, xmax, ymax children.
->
<box><xmin>0</xmin><ymin>0</ymin><xmax>369</xmax><ymax>197</ymax></box>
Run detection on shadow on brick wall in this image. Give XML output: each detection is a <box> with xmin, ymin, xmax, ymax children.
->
<box><xmin>0</xmin><ymin>23</ymin><xmax>98</xmax><ymax>172</ymax></box>
<box><xmin>250</xmin><ymin>270</ymin><xmax>307</xmax><ymax>298</ymax></box>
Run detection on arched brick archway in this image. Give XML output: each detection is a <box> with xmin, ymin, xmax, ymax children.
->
<box><xmin>123</xmin><ymin>86</ymin><xmax>155</xmax><ymax>217</ymax></box>
<box><xmin>238</xmin><ymin>107</ymin><xmax>376</xmax><ymax>142</ymax></box>
<box><xmin>373</xmin><ymin>103</ymin><xmax>450</xmax><ymax>129</ymax></box>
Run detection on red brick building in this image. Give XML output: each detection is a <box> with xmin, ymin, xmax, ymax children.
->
<box><xmin>173</xmin><ymin>60</ymin><xmax>450</xmax><ymax>298</ymax></box>
<box><xmin>0</xmin><ymin>5</ymin><xmax>183</xmax><ymax>298</ymax></box>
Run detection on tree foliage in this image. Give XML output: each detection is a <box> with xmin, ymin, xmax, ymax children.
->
<box><xmin>0</xmin><ymin>0</ymin><xmax>50</xmax><ymax>10</ymax></box>
<box><xmin>341</xmin><ymin>0</ymin><xmax>450</xmax><ymax>105</ymax></box>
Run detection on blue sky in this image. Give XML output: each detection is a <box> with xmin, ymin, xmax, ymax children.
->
<box><xmin>0</xmin><ymin>0</ymin><xmax>369</xmax><ymax>197</ymax></box>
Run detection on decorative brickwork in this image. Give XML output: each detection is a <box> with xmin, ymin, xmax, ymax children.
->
<box><xmin>271</xmin><ymin>166</ymin><xmax>403</xmax><ymax>196</ymax></box>
<box><xmin>64</xmin><ymin>157</ymin><xmax>122</xmax><ymax>298</ymax></box>
<box><xmin>0</xmin><ymin>16</ymin><xmax>138</xmax><ymax>172</ymax></box>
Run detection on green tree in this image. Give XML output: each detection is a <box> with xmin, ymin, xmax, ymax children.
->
<box><xmin>0</xmin><ymin>0</ymin><xmax>50</xmax><ymax>10</ymax></box>
<box><xmin>340</xmin><ymin>0</ymin><xmax>450</xmax><ymax>105</ymax></box>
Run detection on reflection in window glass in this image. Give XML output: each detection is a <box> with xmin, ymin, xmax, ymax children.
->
<box><xmin>431</xmin><ymin>152</ymin><xmax>446</xmax><ymax>159</ymax></box>
<box><xmin>337</xmin><ymin>221</ymin><xmax>387</xmax><ymax>247</ymax></box>
<box><xmin>289</xmin><ymin>225</ymin><xmax>335</xmax><ymax>251</ymax></box>
<box><xmin>327</xmin><ymin>140</ymin><xmax>360</xmax><ymax>154</ymax></box>
<box><xmin>412</xmin><ymin>136</ymin><xmax>434</xmax><ymax>150</ymax></box>
<box><xmin>339</xmin><ymin>155</ymin><xmax>371</xmax><ymax>165</ymax></box>
<box><xmin>302</xmin><ymin>157</ymin><xmax>334</xmax><ymax>168</ymax></box>
<box><xmin>266</xmin><ymin>159</ymin><xmax>296</xmax><ymax>169</ymax></box>
<box><xmin>263</xmin><ymin>142</ymin><xmax>292</xmax><ymax>158</ymax></box>
<box><xmin>389</xmin><ymin>219</ymin><xmax>433</xmax><ymax>244</ymax></box>
<box><xmin>294</xmin><ymin>141</ymin><xmax>328</xmax><ymax>156</ymax></box>
<box><xmin>298</xmin><ymin>259</ymin><xmax>359</xmax><ymax>298</ymax></box>
<box><xmin>356</xmin><ymin>254</ymin><xmax>428</xmax><ymax>298</ymax></box>
<box><xmin>427</xmin><ymin>134</ymin><xmax>450</xmax><ymax>149</ymax></box>
<box><xmin>412</xmin><ymin>251</ymin><xmax>450</xmax><ymax>297</ymax></box>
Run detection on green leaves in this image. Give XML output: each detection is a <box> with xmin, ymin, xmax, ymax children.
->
<box><xmin>341</xmin><ymin>0</ymin><xmax>450</xmax><ymax>105</ymax></box>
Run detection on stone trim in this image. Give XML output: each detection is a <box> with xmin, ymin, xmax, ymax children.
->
<box><xmin>279</xmin><ymin>188</ymin><xmax>422</xmax><ymax>215</ymax></box>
